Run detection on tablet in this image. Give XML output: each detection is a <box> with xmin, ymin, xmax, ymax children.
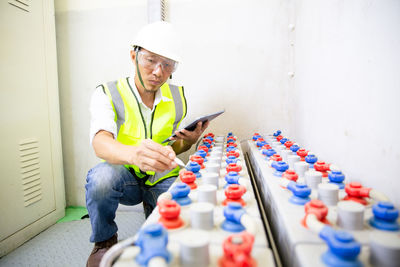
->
<box><xmin>161</xmin><ymin>110</ymin><xmax>225</xmax><ymax>143</ymax></box>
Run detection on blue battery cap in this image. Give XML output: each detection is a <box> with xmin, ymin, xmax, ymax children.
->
<box><xmin>226</xmin><ymin>146</ymin><xmax>237</xmax><ymax>152</ymax></box>
<box><xmin>273</xmin><ymin>161</ymin><xmax>289</xmax><ymax>177</ymax></box>
<box><xmin>328</xmin><ymin>171</ymin><xmax>345</xmax><ymax>189</ymax></box>
<box><xmin>226</xmin><ymin>156</ymin><xmax>239</xmax><ymax>165</ymax></box>
<box><xmin>195</xmin><ymin>150</ymin><xmax>207</xmax><ymax>159</ymax></box>
<box><xmin>319</xmin><ymin>226</ymin><xmax>362</xmax><ymax>267</ymax></box>
<box><xmin>227</xmin><ymin>132</ymin><xmax>233</xmax><ymax>137</ymax></box>
<box><xmin>227</xmin><ymin>139</ymin><xmax>236</xmax><ymax>144</ymax></box>
<box><xmin>271</xmin><ymin>160</ymin><xmax>278</xmax><ymax>170</ymax></box>
<box><xmin>261</xmin><ymin>149</ymin><xmax>270</xmax><ymax>157</ymax></box>
<box><xmin>265</xmin><ymin>149</ymin><xmax>276</xmax><ymax>158</ymax></box>
<box><xmin>256</xmin><ymin>140</ymin><xmax>266</xmax><ymax>148</ymax></box>
<box><xmin>290</xmin><ymin>144</ymin><xmax>300</xmax><ymax>153</ymax></box>
<box><xmin>171</xmin><ymin>183</ymin><xmax>191</xmax><ymax>206</ymax></box>
<box><xmin>305</xmin><ymin>154</ymin><xmax>318</xmax><ymax>167</ymax></box>
<box><xmin>135</xmin><ymin>224</ymin><xmax>171</xmax><ymax>266</ymax></box>
<box><xmin>288</xmin><ymin>183</ymin><xmax>311</xmax><ymax>205</ymax></box>
<box><xmin>202</xmin><ymin>142</ymin><xmax>211</xmax><ymax>148</ymax></box>
<box><xmin>369</xmin><ymin>202</ymin><xmax>400</xmax><ymax>231</ymax></box>
<box><xmin>329</xmin><ymin>171</ymin><xmax>345</xmax><ymax>183</ymax></box>
<box><xmin>225</xmin><ymin>171</ymin><xmax>240</xmax><ymax>188</ymax></box>
<box><xmin>273</xmin><ymin>130</ymin><xmax>282</xmax><ymax>137</ymax></box>
<box><xmin>186</xmin><ymin>161</ymin><xmax>201</xmax><ymax>178</ymax></box>
<box><xmin>186</xmin><ymin>161</ymin><xmax>200</xmax><ymax>172</ymax></box>
<box><xmin>252</xmin><ymin>135</ymin><xmax>261</xmax><ymax>141</ymax></box>
<box><xmin>280</xmin><ymin>138</ymin><xmax>288</xmax><ymax>144</ymax></box>
<box><xmin>221</xmin><ymin>202</ymin><xmax>246</xmax><ymax>232</ymax></box>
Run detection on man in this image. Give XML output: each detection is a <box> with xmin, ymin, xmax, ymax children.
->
<box><xmin>85</xmin><ymin>21</ymin><xmax>208</xmax><ymax>266</ymax></box>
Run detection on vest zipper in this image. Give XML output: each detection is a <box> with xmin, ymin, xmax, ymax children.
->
<box><xmin>150</xmin><ymin>105</ymin><xmax>157</xmax><ymax>139</ymax></box>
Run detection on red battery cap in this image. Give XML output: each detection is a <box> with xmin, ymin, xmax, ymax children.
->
<box><xmin>282</xmin><ymin>170</ymin><xmax>298</xmax><ymax>182</ymax></box>
<box><xmin>270</xmin><ymin>154</ymin><xmax>282</xmax><ymax>162</ymax></box>
<box><xmin>223</xmin><ymin>184</ymin><xmax>247</xmax><ymax>206</ymax></box>
<box><xmin>314</xmin><ymin>161</ymin><xmax>329</xmax><ymax>177</ymax></box>
<box><xmin>227</xmin><ymin>150</ymin><xmax>240</xmax><ymax>158</ymax></box>
<box><xmin>284</xmin><ymin>140</ymin><xmax>294</xmax><ymax>149</ymax></box>
<box><xmin>158</xmin><ymin>199</ymin><xmax>184</xmax><ymax>229</ymax></box>
<box><xmin>219</xmin><ymin>232</ymin><xmax>256</xmax><ymax>267</ymax></box>
<box><xmin>343</xmin><ymin>182</ymin><xmax>371</xmax><ymax>205</ymax></box>
<box><xmin>226</xmin><ymin>163</ymin><xmax>242</xmax><ymax>173</ymax></box>
<box><xmin>179</xmin><ymin>171</ymin><xmax>197</xmax><ymax>189</ymax></box>
<box><xmin>190</xmin><ymin>155</ymin><xmax>205</xmax><ymax>169</ymax></box>
<box><xmin>301</xmin><ymin>199</ymin><xmax>330</xmax><ymax>227</ymax></box>
<box><xmin>197</xmin><ymin>145</ymin><xmax>209</xmax><ymax>153</ymax></box>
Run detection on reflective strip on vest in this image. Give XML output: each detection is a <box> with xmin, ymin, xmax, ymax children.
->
<box><xmin>146</xmin><ymin>166</ymin><xmax>180</xmax><ymax>186</ymax></box>
<box><xmin>169</xmin><ymin>84</ymin><xmax>184</xmax><ymax>134</ymax></box>
<box><xmin>107</xmin><ymin>81</ymin><xmax>125</xmax><ymax>134</ymax></box>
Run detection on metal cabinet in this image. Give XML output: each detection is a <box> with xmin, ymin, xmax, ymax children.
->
<box><xmin>0</xmin><ymin>0</ymin><xmax>65</xmax><ymax>256</ymax></box>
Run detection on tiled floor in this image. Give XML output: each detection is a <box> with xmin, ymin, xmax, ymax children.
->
<box><xmin>0</xmin><ymin>206</ymin><xmax>145</xmax><ymax>267</ymax></box>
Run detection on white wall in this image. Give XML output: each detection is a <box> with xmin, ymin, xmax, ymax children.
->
<box><xmin>56</xmin><ymin>0</ymin><xmax>400</xmax><ymax>207</ymax></box>
<box><xmin>290</xmin><ymin>0</ymin><xmax>400</xmax><ymax>207</ymax></box>
<box><xmin>55</xmin><ymin>0</ymin><xmax>290</xmax><ymax>206</ymax></box>
<box><xmin>167</xmin><ymin>0</ymin><xmax>292</xmax><ymax>139</ymax></box>
<box><xmin>55</xmin><ymin>0</ymin><xmax>146</xmax><ymax>205</ymax></box>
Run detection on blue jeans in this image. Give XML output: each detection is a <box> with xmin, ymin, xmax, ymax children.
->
<box><xmin>85</xmin><ymin>162</ymin><xmax>176</xmax><ymax>243</ymax></box>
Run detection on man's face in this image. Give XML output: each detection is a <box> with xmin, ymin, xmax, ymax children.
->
<box><xmin>131</xmin><ymin>48</ymin><xmax>177</xmax><ymax>93</ymax></box>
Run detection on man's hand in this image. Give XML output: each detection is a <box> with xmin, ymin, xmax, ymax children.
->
<box><xmin>130</xmin><ymin>139</ymin><xmax>178</xmax><ymax>172</ymax></box>
<box><xmin>170</xmin><ymin>121</ymin><xmax>210</xmax><ymax>155</ymax></box>
<box><xmin>92</xmin><ymin>131</ymin><xmax>177</xmax><ymax>172</ymax></box>
<box><xmin>171</xmin><ymin>121</ymin><xmax>210</xmax><ymax>146</ymax></box>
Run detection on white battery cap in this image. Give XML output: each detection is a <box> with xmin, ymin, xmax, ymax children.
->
<box><xmin>190</xmin><ymin>202</ymin><xmax>214</xmax><ymax>230</ymax></box>
<box><xmin>179</xmin><ymin>229</ymin><xmax>210</xmax><ymax>267</ymax></box>
<box><xmin>294</xmin><ymin>161</ymin><xmax>309</xmax><ymax>178</ymax></box>
<box><xmin>337</xmin><ymin>201</ymin><xmax>365</xmax><ymax>230</ymax></box>
<box><xmin>369</xmin><ymin>231</ymin><xmax>400</xmax><ymax>267</ymax></box>
<box><xmin>305</xmin><ymin>170</ymin><xmax>322</xmax><ymax>189</ymax></box>
<box><xmin>287</xmin><ymin>155</ymin><xmax>301</xmax><ymax>170</ymax></box>
<box><xmin>201</xmin><ymin>172</ymin><xmax>219</xmax><ymax>188</ymax></box>
<box><xmin>318</xmin><ymin>183</ymin><xmax>339</xmax><ymax>206</ymax></box>
<box><xmin>205</xmin><ymin>162</ymin><xmax>220</xmax><ymax>173</ymax></box>
<box><xmin>197</xmin><ymin>184</ymin><xmax>217</xmax><ymax>205</ymax></box>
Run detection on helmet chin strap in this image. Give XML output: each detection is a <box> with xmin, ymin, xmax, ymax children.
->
<box><xmin>135</xmin><ymin>52</ymin><xmax>147</xmax><ymax>91</ymax></box>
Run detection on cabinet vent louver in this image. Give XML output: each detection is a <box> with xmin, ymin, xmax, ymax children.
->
<box><xmin>19</xmin><ymin>138</ymin><xmax>42</xmax><ymax>207</ymax></box>
<box><xmin>8</xmin><ymin>0</ymin><xmax>30</xmax><ymax>13</ymax></box>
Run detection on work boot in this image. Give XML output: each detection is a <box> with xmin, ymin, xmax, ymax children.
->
<box><xmin>86</xmin><ymin>234</ymin><xmax>118</xmax><ymax>267</ymax></box>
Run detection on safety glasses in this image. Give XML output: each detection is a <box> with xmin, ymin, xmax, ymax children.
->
<box><xmin>137</xmin><ymin>50</ymin><xmax>178</xmax><ymax>73</ymax></box>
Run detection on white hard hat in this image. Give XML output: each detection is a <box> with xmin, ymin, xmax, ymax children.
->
<box><xmin>132</xmin><ymin>21</ymin><xmax>182</xmax><ymax>62</ymax></box>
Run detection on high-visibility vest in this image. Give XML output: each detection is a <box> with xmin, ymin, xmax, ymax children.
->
<box><xmin>101</xmin><ymin>77</ymin><xmax>187</xmax><ymax>186</ymax></box>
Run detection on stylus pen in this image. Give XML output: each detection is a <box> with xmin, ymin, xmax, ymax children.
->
<box><xmin>161</xmin><ymin>138</ymin><xmax>171</xmax><ymax>144</ymax></box>
<box><xmin>174</xmin><ymin>157</ymin><xmax>186</xmax><ymax>168</ymax></box>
